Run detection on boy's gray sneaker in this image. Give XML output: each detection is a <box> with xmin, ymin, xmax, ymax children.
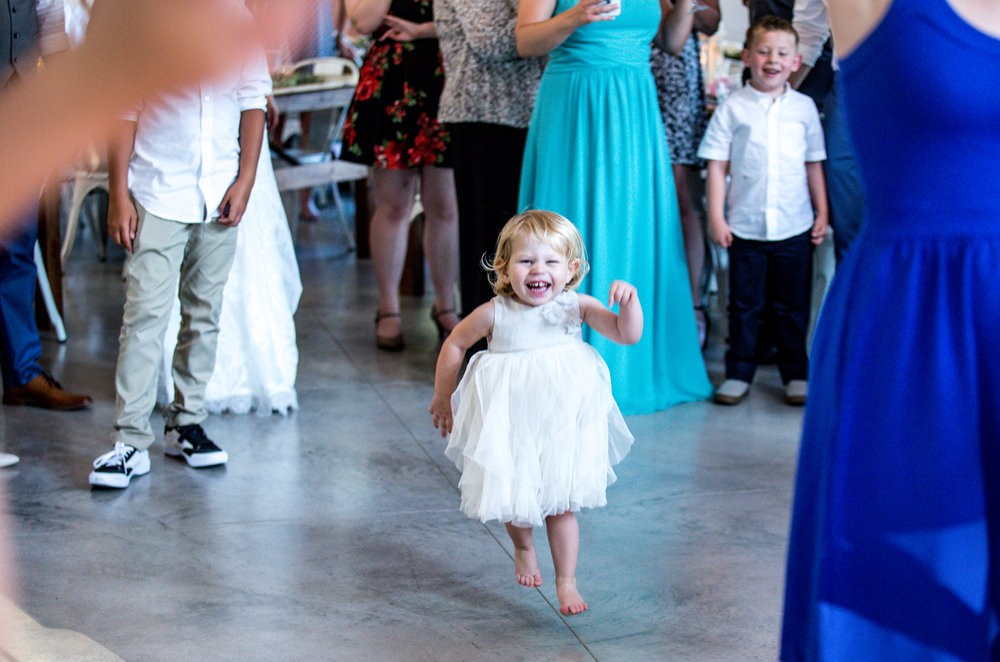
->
<box><xmin>784</xmin><ymin>379</ymin><xmax>808</xmax><ymax>406</ymax></box>
<box><xmin>89</xmin><ymin>442</ymin><xmax>150</xmax><ymax>488</ymax></box>
<box><xmin>714</xmin><ymin>379</ymin><xmax>750</xmax><ymax>405</ymax></box>
<box><xmin>164</xmin><ymin>424</ymin><xmax>228</xmax><ymax>468</ymax></box>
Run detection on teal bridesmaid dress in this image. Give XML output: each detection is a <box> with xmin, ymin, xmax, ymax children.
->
<box><xmin>518</xmin><ymin>0</ymin><xmax>711</xmax><ymax>414</ymax></box>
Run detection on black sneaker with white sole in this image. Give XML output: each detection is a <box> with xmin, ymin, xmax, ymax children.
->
<box><xmin>164</xmin><ymin>424</ymin><xmax>228</xmax><ymax>468</ymax></box>
<box><xmin>89</xmin><ymin>442</ymin><xmax>151</xmax><ymax>488</ymax></box>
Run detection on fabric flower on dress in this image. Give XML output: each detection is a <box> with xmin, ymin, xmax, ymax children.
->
<box><xmin>541</xmin><ymin>293</ymin><xmax>581</xmax><ymax>334</ymax></box>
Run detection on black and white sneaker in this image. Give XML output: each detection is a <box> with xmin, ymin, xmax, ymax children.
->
<box><xmin>89</xmin><ymin>442</ymin><xmax>150</xmax><ymax>488</ymax></box>
<box><xmin>164</xmin><ymin>424</ymin><xmax>228</xmax><ymax>468</ymax></box>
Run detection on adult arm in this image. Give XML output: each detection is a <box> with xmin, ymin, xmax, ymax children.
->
<box><xmin>789</xmin><ymin>0</ymin><xmax>829</xmax><ymax>88</ymax></box>
<box><xmin>106</xmin><ymin>119</ymin><xmax>138</xmax><ymax>252</ymax></box>
<box><xmin>693</xmin><ymin>0</ymin><xmax>721</xmax><ymax>35</ymax></box>
<box><xmin>658</xmin><ymin>0</ymin><xmax>720</xmax><ymax>56</ymax></box>
<box><xmin>382</xmin><ymin>15</ymin><xmax>437</xmax><ymax>40</ymax></box>
<box><xmin>826</xmin><ymin>0</ymin><xmax>892</xmax><ymax>58</ymax></box>
<box><xmin>331</xmin><ymin>0</ymin><xmax>353</xmax><ymax>56</ymax></box>
<box><xmin>787</xmin><ymin>64</ymin><xmax>811</xmax><ymax>90</ymax></box>
<box><xmin>579</xmin><ymin>285</ymin><xmax>643</xmax><ymax>345</ymax></box>
<box><xmin>830</xmin><ymin>0</ymin><xmax>1000</xmax><ymax>55</ymax></box>
<box><xmin>430</xmin><ymin>302</ymin><xmax>495</xmax><ymax>436</ymax></box>
<box><xmin>0</xmin><ymin>0</ymin><xmax>278</xmax><ymax>233</ymax></box>
<box><xmin>515</xmin><ymin>0</ymin><xmax>617</xmax><ymax>57</ymax></box>
<box><xmin>346</xmin><ymin>0</ymin><xmax>393</xmax><ymax>35</ymax></box>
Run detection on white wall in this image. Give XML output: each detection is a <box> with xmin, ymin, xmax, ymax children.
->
<box><xmin>717</xmin><ymin>0</ymin><xmax>750</xmax><ymax>45</ymax></box>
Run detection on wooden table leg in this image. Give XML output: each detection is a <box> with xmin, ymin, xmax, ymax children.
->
<box><xmin>353</xmin><ymin>176</ymin><xmax>371</xmax><ymax>259</ymax></box>
<box><xmin>399</xmin><ymin>213</ymin><xmax>425</xmax><ymax>297</ymax></box>
<box><xmin>34</xmin><ymin>179</ymin><xmax>63</xmax><ymax>329</ymax></box>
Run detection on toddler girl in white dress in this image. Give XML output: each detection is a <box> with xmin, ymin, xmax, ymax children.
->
<box><xmin>430</xmin><ymin>210</ymin><xmax>642</xmax><ymax>616</ymax></box>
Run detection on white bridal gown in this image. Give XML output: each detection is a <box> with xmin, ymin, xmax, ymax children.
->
<box><xmin>157</xmin><ymin>143</ymin><xmax>302</xmax><ymax>415</ymax></box>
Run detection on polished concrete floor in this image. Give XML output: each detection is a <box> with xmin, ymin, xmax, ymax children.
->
<box><xmin>0</xmin><ymin>212</ymin><xmax>806</xmax><ymax>661</ymax></box>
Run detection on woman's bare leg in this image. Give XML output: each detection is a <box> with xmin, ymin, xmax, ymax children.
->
<box><xmin>675</xmin><ymin>163</ymin><xmax>708</xmax><ymax>345</ymax></box>
<box><xmin>505</xmin><ymin>522</ymin><xmax>543</xmax><ymax>588</ymax></box>
<box><xmin>675</xmin><ymin>163</ymin><xmax>706</xmax><ymax>306</ymax></box>
<box><xmin>370</xmin><ymin>168</ymin><xmax>419</xmax><ymax>338</ymax></box>
<box><xmin>546</xmin><ymin>511</ymin><xmax>587</xmax><ymax>615</ymax></box>
<box><xmin>419</xmin><ymin>166</ymin><xmax>460</xmax><ymax>329</ymax></box>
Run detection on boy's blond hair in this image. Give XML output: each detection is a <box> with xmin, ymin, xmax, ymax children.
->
<box><xmin>744</xmin><ymin>15</ymin><xmax>799</xmax><ymax>49</ymax></box>
<box><xmin>485</xmin><ymin>210</ymin><xmax>590</xmax><ymax>297</ymax></box>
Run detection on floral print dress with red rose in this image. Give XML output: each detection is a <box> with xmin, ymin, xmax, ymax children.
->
<box><xmin>341</xmin><ymin>0</ymin><xmax>451</xmax><ymax>169</ymax></box>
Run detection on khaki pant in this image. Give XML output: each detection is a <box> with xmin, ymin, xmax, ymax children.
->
<box><xmin>113</xmin><ymin>203</ymin><xmax>237</xmax><ymax>450</ymax></box>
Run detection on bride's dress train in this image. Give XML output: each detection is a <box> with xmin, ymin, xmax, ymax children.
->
<box><xmin>158</xmin><ymin>145</ymin><xmax>302</xmax><ymax>415</ymax></box>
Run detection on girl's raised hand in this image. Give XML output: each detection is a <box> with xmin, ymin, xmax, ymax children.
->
<box><xmin>608</xmin><ymin>280</ymin><xmax>639</xmax><ymax>308</ymax></box>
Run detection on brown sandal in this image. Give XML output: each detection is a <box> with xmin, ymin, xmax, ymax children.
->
<box><xmin>375</xmin><ymin>311</ymin><xmax>404</xmax><ymax>352</ymax></box>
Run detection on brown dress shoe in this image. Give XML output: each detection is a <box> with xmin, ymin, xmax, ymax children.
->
<box><xmin>3</xmin><ymin>373</ymin><xmax>92</xmax><ymax>410</ymax></box>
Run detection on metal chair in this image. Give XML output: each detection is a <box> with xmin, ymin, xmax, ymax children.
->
<box><xmin>34</xmin><ymin>241</ymin><xmax>67</xmax><ymax>342</ymax></box>
<box><xmin>61</xmin><ymin>148</ymin><xmax>109</xmax><ymax>266</ymax></box>
<box><xmin>272</xmin><ymin>57</ymin><xmax>363</xmax><ymax>249</ymax></box>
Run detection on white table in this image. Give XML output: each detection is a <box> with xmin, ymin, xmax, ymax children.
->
<box><xmin>272</xmin><ymin>79</ymin><xmax>369</xmax><ymax>250</ymax></box>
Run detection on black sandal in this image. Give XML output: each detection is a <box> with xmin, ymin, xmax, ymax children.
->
<box><xmin>430</xmin><ymin>306</ymin><xmax>457</xmax><ymax>341</ymax></box>
<box><xmin>375</xmin><ymin>311</ymin><xmax>404</xmax><ymax>352</ymax></box>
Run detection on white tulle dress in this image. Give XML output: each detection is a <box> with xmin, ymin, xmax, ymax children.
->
<box><xmin>446</xmin><ymin>291</ymin><xmax>634</xmax><ymax>528</ymax></box>
<box><xmin>157</xmin><ymin>143</ymin><xmax>302</xmax><ymax>415</ymax></box>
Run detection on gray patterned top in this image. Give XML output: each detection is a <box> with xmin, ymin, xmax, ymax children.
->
<box><xmin>434</xmin><ymin>0</ymin><xmax>545</xmax><ymax>128</ymax></box>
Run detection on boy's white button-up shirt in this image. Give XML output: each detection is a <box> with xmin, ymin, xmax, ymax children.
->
<box><xmin>698</xmin><ymin>83</ymin><xmax>826</xmax><ymax>241</ymax></box>
<box><xmin>125</xmin><ymin>44</ymin><xmax>271</xmax><ymax>224</ymax></box>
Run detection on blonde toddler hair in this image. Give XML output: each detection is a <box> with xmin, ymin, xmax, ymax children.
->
<box><xmin>485</xmin><ymin>210</ymin><xmax>590</xmax><ymax>297</ymax></box>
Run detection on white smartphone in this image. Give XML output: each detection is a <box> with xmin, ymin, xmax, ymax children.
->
<box><xmin>598</xmin><ymin>0</ymin><xmax>621</xmax><ymax>17</ymax></box>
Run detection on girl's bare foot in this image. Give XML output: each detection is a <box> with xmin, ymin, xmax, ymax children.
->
<box><xmin>514</xmin><ymin>547</ymin><xmax>543</xmax><ymax>587</ymax></box>
<box><xmin>556</xmin><ymin>578</ymin><xmax>588</xmax><ymax>615</ymax></box>
<box><xmin>506</xmin><ymin>523</ymin><xmax>542</xmax><ymax>587</ymax></box>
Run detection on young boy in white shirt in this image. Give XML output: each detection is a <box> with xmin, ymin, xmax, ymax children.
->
<box><xmin>89</xmin><ymin>18</ymin><xmax>271</xmax><ymax>488</ymax></box>
<box><xmin>698</xmin><ymin>16</ymin><xmax>827</xmax><ymax>406</ymax></box>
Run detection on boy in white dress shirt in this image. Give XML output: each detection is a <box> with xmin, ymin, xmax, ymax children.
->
<box><xmin>698</xmin><ymin>15</ymin><xmax>827</xmax><ymax>406</ymax></box>
<box><xmin>89</xmin><ymin>11</ymin><xmax>271</xmax><ymax>488</ymax></box>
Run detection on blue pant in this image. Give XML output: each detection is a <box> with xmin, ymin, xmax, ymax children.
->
<box><xmin>0</xmin><ymin>203</ymin><xmax>43</xmax><ymax>388</ymax></box>
<box><xmin>726</xmin><ymin>230</ymin><xmax>813</xmax><ymax>384</ymax></box>
<box><xmin>822</xmin><ymin>79</ymin><xmax>867</xmax><ymax>263</ymax></box>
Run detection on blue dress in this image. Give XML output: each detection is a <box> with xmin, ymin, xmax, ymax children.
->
<box><xmin>518</xmin><ymin>0</ymin><xmax>711</xmax><ymax>415</ymax></box>
<box><xmin>781</xmin><ymin>1</ymin><xmax>1000</xmax><ymax>660</ymax></box>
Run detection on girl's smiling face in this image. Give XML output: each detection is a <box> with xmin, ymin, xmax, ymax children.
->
<box><xmin>502</xmin><ymin>233</ymin><xmax>579</xmax><ymax>307</ymax></box>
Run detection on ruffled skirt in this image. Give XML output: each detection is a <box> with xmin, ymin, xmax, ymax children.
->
<box><xmin>446</xmin><ymin>343</ymin><xmax>633</xmax><ymax>528</ymax></box>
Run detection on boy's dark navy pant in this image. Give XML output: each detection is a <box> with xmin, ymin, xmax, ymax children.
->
<box><xmin>726</xmin><ymin>230</ymin><xmax>812</xmax><ymax>384</ymax></box>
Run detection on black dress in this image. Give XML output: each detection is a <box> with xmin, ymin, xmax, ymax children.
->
<box><xmin>341</xmin><ymin>0</ymin><xmax>452</xmax><ymax>169</ymax></box>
